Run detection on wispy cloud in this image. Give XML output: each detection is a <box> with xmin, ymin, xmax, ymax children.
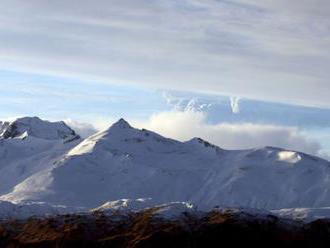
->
<box><xmin>230</xmin><ymin>96</ymin><xmax>240</xmax><ymax>114</ymax></box>
<box><xmin>0</xmin><ymin>0</ymin><xmax>329</xmax><ymax>107</ymax></box>
<box><xmin>161</xmin><ymin>91</ymin><xmax>330</xmax><ymax>128</ymax></box>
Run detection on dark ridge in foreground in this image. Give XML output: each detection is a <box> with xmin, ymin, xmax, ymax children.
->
<box><xmin>0</xmin><ymin>209</ymin><xmax>330</xmax><ymax>248</ymax></box>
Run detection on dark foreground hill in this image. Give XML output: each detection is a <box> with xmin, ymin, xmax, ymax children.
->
<box><xmin>0</xmin><ymin>209</ymin><xmax>330</xmax><ymax>248</ymax></box>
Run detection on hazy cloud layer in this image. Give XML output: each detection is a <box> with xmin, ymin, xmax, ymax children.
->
<box><xmin>64</xmin><ymin>119</ymin><xmax>98</xmax><ymax>138</ymax></box>
<box><xmin>64</xmin><ymin>110</ymin><xmax>323</xmax><ymax>157</ymax></box>
<box><xmin>0</xmin><ymin>0</ymin><xmax>329</xmax><ymax>107</ymax></box>
<box><xmin>162</xmin><ymin>91</ymin><xmax>330</xmax><ymax>128</ymax></box>
<box><xmin>137</xmin><ymin>110</ymin><xmax>322</xmax><ymax>157</ymax></box>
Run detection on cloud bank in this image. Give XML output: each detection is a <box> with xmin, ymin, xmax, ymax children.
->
<box><xmin>64</xmin><ymin>119</ymin><xmax>97</xmax><ymax>138</ymax></box>
<box><xmin>136</xmin><ymin>110</ymin><xmax>322</xmax><ymax>156</ymax></box>
<box><xmin>0</xmin><ymin>0</ymin><xmax>329</xmax><ymax>107</ymax></box>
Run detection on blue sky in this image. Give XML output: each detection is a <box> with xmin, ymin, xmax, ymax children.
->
<box><xmin>0</xmin><ymin>69</ymin><xmax>169</xmax><ymax>121</ymax></box>
<box><xmin>2</xmin><ymin>68</ymin><xmax>330</xmax><ymax>159</ymax></box>
<box><xmin>1</xmin><ymin>0</ymin><xmax>330</xmax><ymax>158</ymax></box>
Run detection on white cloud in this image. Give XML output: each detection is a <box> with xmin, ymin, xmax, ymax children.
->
<box><xmin>135</xmin><ymin>110</ymin><xmax>322</xmax><ymax>156</ymax></box>
<box><xmin>230</xmin><ymin>96</ymin><xmax>240</xmax><ymax>114</ymax></box>
<box><xmin>62</xmin><ymin>109</ymin><xmax>326</xmax><ymax>158</ymax></box>
<box><xmin>64</xmin><ymin>119</ymin><xmax>98</xmax><ymax>138</ymax></box>
<box><xmin>0</xmin><ymin>0</ymin><xmax>329</xmax><ymax>107</ymax></box>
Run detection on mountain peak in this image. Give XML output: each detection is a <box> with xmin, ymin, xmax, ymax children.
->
<box><xmin>0</xmin><ymin>116</ymin><xmax>80</xmax><ymax>141</ymax></box>
<box><xmin>187</xmin><ymin>137</ymin><xmax>222</xmax><ymax>150</ymax></box>
<box><xmin>110</xmin><ymin>118</ymin><xmax>132</xmax><ymax>130</ymax></box>
<box><xmin>3</xmin><ymin>117</ymin><xmax>330</xmax><ymax>211</ymax></box>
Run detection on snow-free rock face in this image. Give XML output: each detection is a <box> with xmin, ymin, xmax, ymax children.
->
<box><xmin>3</xmin><ymin>118</ymin><xmax>330</xmax><ymax>211</ymax></box>
<box><xmin>0</xmin><ymin>117</ymin><xmax>79</xmax><ymax>141</ymax></box>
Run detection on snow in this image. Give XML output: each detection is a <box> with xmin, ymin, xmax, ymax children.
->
<box><xmin>0</xmin><ymin>200</ymin><xmax>82</xmax><ymax>219</ymax></box>
<box><xmin>0</xmin><ymin>199</ymin><xmax>194</xmax><ymax>220</ymax></box>
<box><xmin>0</xmin><ymin>117</ymin><xmax>81</xmax><ymax>196</ymax></box>
<box><xmin>1</xmin><ymin>117</ymin><xmax>330</xmax><ymax>221</ymax></box>
<box><xmin>91</xmin><ymin>198</ymin><xmax>197</xmax><ymax>219</ymax></box>
<box><xmin>0</xmin><ymin>117</ymin><xmax>79</xmax><ymax>141</ymax></box>
<box><xmin>0</xmin><ymin>121</ymin><xmax>8</xmax><ymax>136</ymax></box>
<box><xmin>272</xmin><ymin>207</ymin><xmax>330</xmax><ymax>222</ymax></box>
<box><xmin>91</xmin><ymin>198</ymin><xmax>153</xmax><ymax>212</ymax></box>
<box><xmin>152</xmin><ymin>202</ymin><xmax>196</xmax><ymax>219</ymax></box>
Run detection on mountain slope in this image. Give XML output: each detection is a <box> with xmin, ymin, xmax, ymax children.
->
<box><xmin>0</xmin><ymin>117</ymin><xmax>79</xmax><ymax>141</ymax></box>
<box><xmin>2</xmin><ymin>118</ymin><xmax>330</xmax><ymax>210</ymax></box>
<box><xmin>0</xmin><ymin>117</ymin><xmax>81</xmax><ymax>195</ymax></box>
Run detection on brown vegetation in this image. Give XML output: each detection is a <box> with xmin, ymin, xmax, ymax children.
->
<box><xmin>0</xmin><ymin>209</ymin><xmax>329</xmax><ymax>248</ymax></box>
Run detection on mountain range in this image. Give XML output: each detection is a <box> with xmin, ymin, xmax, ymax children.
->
<box><xmin>0</xmin><ymin>116</ymin><xmax>330</xmax><ymax>220</ymax></box>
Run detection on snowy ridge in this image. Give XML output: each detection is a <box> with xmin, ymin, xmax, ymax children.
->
<box><xmin>0</xmin><ymin>200</ymin><xmax>82</xmax><ymax>219</ymax></box>
<box><xmin>272</xmin><ymin>207</ymin><xmax>330</xmax><ymax>222</ymax></box>
<box><xmin>0</xmin><ymin>198</ymin><xmax>197</xmax><ymax>220</ymax></box>
<box><xmin>0</xmin><ymin>121</ymin><xmax>8</xmax><ymax>136</ymax></box>
<box><xmin>91</xmin><ymin>198</ymin><xmax>197</xmax><ymax>219</ymax></box>
<box><xmin>2</xmin><ymin>118</ymin><xmax>330</xmax><ymax>211</ymax></box>
<box><xmin>1</xmin><ymin>197</ymin><xmax>330</xmax><ymax>222</ymax></box>
<box><xmin>0</xmin><ymin>117</ymin><xmax>79</xmax><ymax>141</ymax></box>
<box><xmin>0</xmin><ymin>117</ymin><xmax>330</xmax><ymax>221</ymax></box>
<box><xmin>0</xmin><ymin>117</ymin><xmax>82</xmax><ymax>196</ymax></box>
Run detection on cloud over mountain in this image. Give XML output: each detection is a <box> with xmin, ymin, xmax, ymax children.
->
<box><xmin>138</xmin><ymin>110</ymin><xmax>322</xmax><ymax>156</ymax></box>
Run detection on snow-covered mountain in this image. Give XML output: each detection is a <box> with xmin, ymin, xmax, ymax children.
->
<box><xmin>0</xmin><ymin>117</ymin><xmax>79</xmax><ymax>141</ymax></box>
<box><xmin>1</xmin><ymin>117</ymin><xmax>330</xmax><ymax>213</ymax></box>
<box><xmin>0</xmin><ymin>117</ymin><xmax>81</xmax><ymax>195</ymax></box>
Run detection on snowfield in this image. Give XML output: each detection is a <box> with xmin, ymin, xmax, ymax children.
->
<box><xmin>0</xmin><ymin>116</ymin><xmax>330</xmax><ymax>221</ymax></box>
